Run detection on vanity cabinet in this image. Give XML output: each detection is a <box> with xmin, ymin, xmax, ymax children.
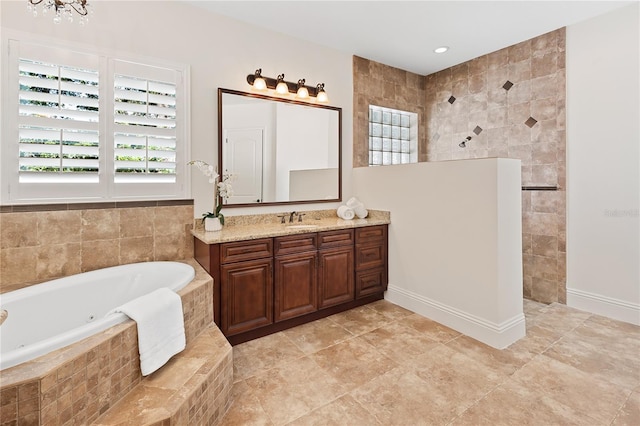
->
<box><xmin>194</xmin><ymin>224</ymin><xmax>388</xmax><ymax>344</ymax></box>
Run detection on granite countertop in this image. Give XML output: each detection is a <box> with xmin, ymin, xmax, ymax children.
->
<box><xmin>191</xmin><ymin>209</ymin><xmax>390</xmax><ymax>244</ymax></box>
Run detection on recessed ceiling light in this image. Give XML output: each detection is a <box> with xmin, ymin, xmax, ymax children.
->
<box><xmin>434</xmin><ymin>46</ymin><xmax>449</xmax><ymax>54</ymax></box>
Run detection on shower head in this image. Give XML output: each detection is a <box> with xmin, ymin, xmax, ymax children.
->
<box><xmin>459</xmin><ymin>136</ymin><xmax>472</xmax><ymax>148</ymax></box>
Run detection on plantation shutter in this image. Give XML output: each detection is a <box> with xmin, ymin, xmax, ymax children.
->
<box><xmin>3</xmin><ymin>39</ymin><xmax>188</xmax><ymax>203</ymax></box>
<box><xmin>17</xmin><ymin>56</ymin><xmax>100</xmax><ymax>183</ymax></box>
<box><xmin>113</xmin><ymin>60</ymin><xmax>178</xmax><ymax>184</ymax></box>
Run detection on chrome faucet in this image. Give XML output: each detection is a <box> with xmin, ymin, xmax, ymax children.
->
<box><xmin>289</xmin><ymin>211</ymin><xmax>297</xmax><ymax>223</ymax></box>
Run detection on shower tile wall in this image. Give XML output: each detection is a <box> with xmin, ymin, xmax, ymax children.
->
<box><xmin>353</xmin><ymin>55</ymin><xmax>428</xmax><ymax>167</ymax></box>
<box><xmin>353</xmin><ymin>29</ymin><xmax>566</xmax><ymax>304</ymax></box>
<box><xmin>0</xmin><ymin>202</ymin><xmax>194</xmax><ymax>293</ymax></box>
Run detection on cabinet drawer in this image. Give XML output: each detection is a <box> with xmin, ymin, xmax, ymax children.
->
<box><xmin>355</xmin><ymin>267</ymin><xmax>387</xmax><ymax>298</ymax></box>
<box><xmin>355</xmin><ymin>225</ymin><xmax>387</xmax><ymax>244</ymax></box>
<box><xmin>318</xmin><ymin>229</ymin><xmax>355</xmax><ymax>249</ymax></box>
<box><xmin>221</xmin><ymin>238</ymin><xmax>273</xmax><ymax>264</ymax></box>
<box><xmin>355</xmin><ymin>243</ymin><xmax>386</xmax><ymax>270</ymax></box>
<box><xmin>274</xmin><ymin>233</ymin><xmax>317</xmax><ymax>256</ymax></box>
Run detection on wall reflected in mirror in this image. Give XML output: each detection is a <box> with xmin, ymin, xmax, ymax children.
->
<box><xmin>218</xmin><ymin>89</ymin><xmax>342</xmax><ymax>207</ymax></box>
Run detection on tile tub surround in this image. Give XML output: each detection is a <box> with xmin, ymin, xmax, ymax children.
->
<box><xmin>222</xmin><ymin>299</ymin><xmax>640</xmax><ymax>425</ymax></box>
<box><xmin>0</xmin><ymin>259</ymin><xmax>219</xmax><ymax>426</ymax></box>
<box><xmin>0</xmin><ymin>201</ymin><xmax>194</xmax><ymax>293</ymax></box>
<box><xmin>92</xmin><ymin>326</ymin><xmax>233</xmax><ymax>426</ymax></box>
<box><xmin>192</xmin><ymin>209</ymin><xmax>390</xmax><ymax>244</ymax></box>
<box><xmin>353</xmin><ymin>29</ymin><xmax>566</xmax><ymax>304</ymax></box>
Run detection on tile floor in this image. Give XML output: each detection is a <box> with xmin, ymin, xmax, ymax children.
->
<box><xmin>221</xmin><ymin>300</ymin><xmax>640</xmax><ymax>425</ymax></box>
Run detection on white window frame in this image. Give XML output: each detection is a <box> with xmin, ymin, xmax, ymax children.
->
<box><xmin>1</xmin><ymin>34</ymin><xmax>190</xmax><ymax>204</ymax></box>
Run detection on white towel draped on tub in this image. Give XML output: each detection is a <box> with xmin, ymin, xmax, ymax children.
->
<box><xmin>110</xmin><ymin>288</ymin><xmax>186</xmax><ymax>376</ymax></box>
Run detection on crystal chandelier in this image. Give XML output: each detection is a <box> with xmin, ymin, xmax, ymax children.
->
<box><xmin>27</xmin><ymin>0</ymin><xmax>90</xmax><ymax>25</ymax></box>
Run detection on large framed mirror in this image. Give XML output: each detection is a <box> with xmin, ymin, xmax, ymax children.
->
<box><xmin>218</xmin><ymin>88</ymin><xmax>342</xmax><ymax>207</ymax></box>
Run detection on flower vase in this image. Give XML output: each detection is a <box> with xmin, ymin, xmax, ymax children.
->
<box><xmin>204</xmin><ymin>216</ymin><xmax>222</xmax><ymax>232</ymax></box>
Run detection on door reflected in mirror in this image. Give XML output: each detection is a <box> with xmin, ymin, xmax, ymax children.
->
<box><xmin>218</xmin><ymin>88</ymin><xmax>342</xmax><ymax>207</ymax></box>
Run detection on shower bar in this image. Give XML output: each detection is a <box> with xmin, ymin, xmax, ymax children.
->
<box><xmin>521</xmin><ymin>186</ymin><xmax>558</xmax><ymax>191</ymax></box>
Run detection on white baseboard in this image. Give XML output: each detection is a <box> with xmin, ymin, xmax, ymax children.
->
<box><xmin>385</xmin><ymin>284</ymin><xmax>526</xmax><ymax>349</ymax></box>
<box><xmin>567</xmin><ymin>287</ymin><xmax>640</xmax><ymax>326</ymax></box>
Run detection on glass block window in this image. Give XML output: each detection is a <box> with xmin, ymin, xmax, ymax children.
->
<box><xmin>368</xmin><ymin>105</ymin><xmax>418</xmax><ymax>166</ymax></box>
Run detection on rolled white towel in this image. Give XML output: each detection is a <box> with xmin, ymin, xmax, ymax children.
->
<box><xmin>346</xmin><ymin>197</ymin><xmax>363</xmax><ymax>209</ymax></box>
<box><xmin>337</xmin><ymin>205</ymin><xmax>355</xmax><ymax>220</ymax></box>
<box><xmin>354</xmin><ymin>206</ymin><xmax>368</xmax><ymax>219</ymax></box>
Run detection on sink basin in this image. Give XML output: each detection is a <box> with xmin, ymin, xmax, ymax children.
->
<box><xmin>285</xmin><ymin>224</ymin><xmax>319</xmax><ymax>229</ymax></box>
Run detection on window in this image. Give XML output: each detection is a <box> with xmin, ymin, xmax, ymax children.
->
<box><xmin>2</xmin><ymin>39</ymin><xmax>189</xmax><ymax>203</ymax></box>
<box><xmin>368</xmin><ymin>105</ymin><xmax>418</xmax><ymax>166</ymax></box>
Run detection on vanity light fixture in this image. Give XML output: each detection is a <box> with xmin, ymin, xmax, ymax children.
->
<box><xmin>27</xmin><ymin>0</ymin><xmax>90</xmax><ymax>24</ymax></box>
<box><xmin>246</xmin><ymin>69</ymin><xmax>329</xmax><ymax>102</ymax></box>
<box><xmin>434</xmin><ymin>46</ymin><xmax>449</xmax><ymax>54</ymax></box>
<box><xmin>296</xmin><ymin>79</ymin><xmax>309</xmax><ymax>99</ymax></box>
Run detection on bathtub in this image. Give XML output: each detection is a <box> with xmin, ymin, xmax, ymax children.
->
<box><xmin>0</xmin><ymin>261</ymin><xmax>195</xmax><ymax>371</ymax></box>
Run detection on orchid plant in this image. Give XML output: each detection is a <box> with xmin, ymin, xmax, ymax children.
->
<box><xmin>188</xmin><ymin>160</ymin><xmax>233</xmax><ymax>225</ymax></box>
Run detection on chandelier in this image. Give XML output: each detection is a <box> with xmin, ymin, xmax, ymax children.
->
<box><xmin>27</xmin><ymin>0</ymin><xmax>90</xmax><ymax>25</ymax></box>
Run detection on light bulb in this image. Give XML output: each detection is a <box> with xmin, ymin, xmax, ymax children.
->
<box><xmin>297</xmin><ymin>86</ymin><xmax>309</xmax><ymax>99</ymax></box>
<box><xmin>253</xmin><ymin>76</ymin><xmax>267</xmax><ymax>90</ymax></box>
<box><xmin>276</xmin><ymin>81</ymin><xmax>288</xmax><ymax>94</ymax></box>
<box><xmin>316</xmin><ymin>84</ymin><xmax>328</xmax><ymax>103</ymax></box>
<box><xmin>275</xmin><ymin>75</ymin><xmax>288</xmax><ymax>94</ymax></box>
<box><xmin>317</xmin><ymin>91</ymin><xmax>329</xmax><ymax>103</ymax></box>
<box><xmin>296</xmin><ymin>79</ymin><xmax>308</xmax><ymax>99</ymax></box>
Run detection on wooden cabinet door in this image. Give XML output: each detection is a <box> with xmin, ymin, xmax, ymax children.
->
<box><xmin>318</xmin><ymin>246</ymin><xmax>354</xmax><ymax>309</ymax></box>
<box><xmin>274</xmin><ymin>252</ymin><xmax>318</xmax><ymax>322</ymax></box>
<box><xmin>221</xmin><ymin>258</ymin><xmax>273</xmax><ymax>336</ymax></box>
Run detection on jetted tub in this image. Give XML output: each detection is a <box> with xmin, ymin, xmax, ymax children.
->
<box><xmin>0</xmin><ymin>261</ymin><xmax>195</xmax><ymax>371</ymax></box>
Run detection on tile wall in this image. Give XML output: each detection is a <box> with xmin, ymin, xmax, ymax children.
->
<box><xmin>0</xmin><ymin>201</ymin><xmax>194</xmax><ymax>294</ymax></box>
<box><xmin>352</xmin><ymin>56</ymin><xmax>428</xmax><ymax>167</ymax></box>
<box><xmin>353</xmin><ymin>29</ymin><xmax>566</xmax><ymax>304</ymax></box>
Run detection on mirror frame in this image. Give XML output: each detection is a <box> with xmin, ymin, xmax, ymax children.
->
<box><xmin>218</xmin><ymin>88</ymin><xmax>342</xmax><ymax>208</ymax></box>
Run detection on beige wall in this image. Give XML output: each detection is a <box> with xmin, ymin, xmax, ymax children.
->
<box><xmin>566</xmin><ymin>4</ymin><xmax>640</xmax><ymax>324</ymax></box>
<box><xmin>353</xmin><ymin>158</ymin><xmax>525</xmax><ymax>348</ymax></box>
<box><xmin>353</xmin><ymin>29</ymin><xmax>566</xmax><ymax>304</ymax></box>
<box><xmin>0</xmin><ymin>203</ymin><xmax>194</xmax><ymax>293</ymax></box>
<box><xmin>0</xmin><ymin>1</ymin><xmax>353</xmax><ymax>218</ymax></box>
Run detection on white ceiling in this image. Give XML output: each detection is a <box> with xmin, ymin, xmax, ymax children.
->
<box><xmin>187</xmin><ymin>0</ymin><xmax>635</xmax><ymax>75</ymax></box>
